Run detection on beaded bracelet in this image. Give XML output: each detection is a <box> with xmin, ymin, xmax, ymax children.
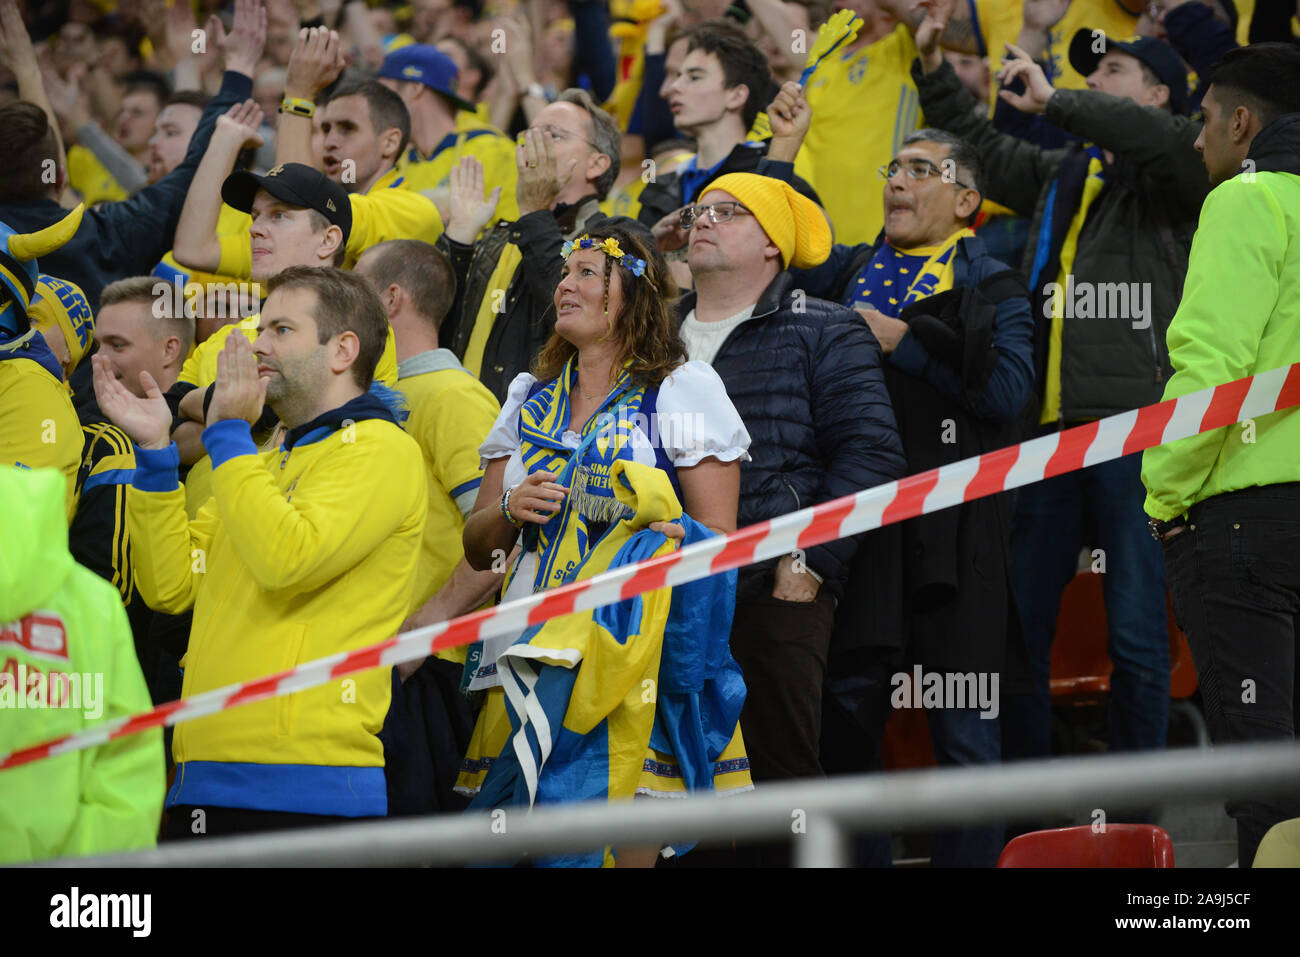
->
<box><xmin>500</xmin><ymin>485</ymin><xmax>525</xmax><ymax>529</ymax></box>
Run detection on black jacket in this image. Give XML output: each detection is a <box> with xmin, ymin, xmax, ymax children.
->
<box><xmin>0</xmin><ymin>70</ymin><xmax>253</xmax><ymax>311</ymax></box>
<box><xmin>677</xmin><ymin>272</ymin><xmax>907</xmax><ymax>598</ymax></box>
<box><xmin>636</xmin><ymin>141</ymin><xmax>821</xmax><ymax>228</ymax></box>
<box><xmin>437</xmin><ymin>197</ymin><xmax>649</xmax><ymax>402</ymax></box>
<box><xmin>913</xmin><ymin>58</ymin><xmax>1208</xmax><ymax>421</ymax></box>
<box><xmin>830</xmin><ymin>246</ymin><xmax>1033</xmax><ymax>675</ymax></box>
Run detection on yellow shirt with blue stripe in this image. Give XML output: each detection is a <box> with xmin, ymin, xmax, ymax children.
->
<box><xmin>397</xmin><ymin>111</ymin><xmax>520</xmax><ymax>223</ymax></box>
<box><xmin>154</xmin><ymin>204</ymin><xmax>256</xmax><ymax>300</ymax></box>
<box><xmin>396</xmin><ymin>349</ymin><xmax>501</xmax><ymax>663</ymax></box>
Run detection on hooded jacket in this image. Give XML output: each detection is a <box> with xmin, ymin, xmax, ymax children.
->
<box><xmin>1143</xmin><ymin>113</ymin><xmax>1300</xmax><ymax>520</ymax></box>
<box><xmin>126</xmin><ymin>393</ymin><xmax>426</xmax><ymax>817</ymax></box>
<box><xmin>0</xmin><ymin>468</ymin><xmax>163</xmax><ymax>862</ymax></box>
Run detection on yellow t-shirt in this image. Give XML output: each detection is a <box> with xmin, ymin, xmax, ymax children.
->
<box><xmin>398</xmin><ymin>111</ymin><xmax>520</xmax><ymax>223</ymax></box>
<box><xmin>397</xmin><ymin>353</ymin><xmax>501</xmax><ymax>664</ymax></box>
<box><xmin>155</xmin><ymin>204</ymin><xmax>259</xmax><ymax>304</ymax></box>
<box><xmin>802</xmin><ymin>25</ymin><xmax>923</xmax><ymax>245</ymax></box>
<box><xmin>973</xmin><ymin>0</ymin><xmax>1138</xmax><ymax>111</ymax></box>
<box><xmin>66</xmin><ymin>145</ymin><xmax>128</xmax><ymax>205</ymax></box>
<box><xmin>215</xmin><ymin>167</ymin><xmax>444</xmax><ymax>276</ymax></box>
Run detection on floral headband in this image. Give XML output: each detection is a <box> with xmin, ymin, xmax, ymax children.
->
<box><xmin>560</xmin><ymin>235</ymin><xmax>647</xmax><ymax>277</ymax></box>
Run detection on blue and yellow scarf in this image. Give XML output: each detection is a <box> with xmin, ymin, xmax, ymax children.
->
<box><xmin>515</xmin><ymin>356</ymin><xmax>650</xmax><ymax>592</ymax></box>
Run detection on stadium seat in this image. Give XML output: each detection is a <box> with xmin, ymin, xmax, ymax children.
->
<box><xmin>1051</xmin><ymin>570</ymin><xmax>1200</xmax><ymax>710</ymax></box>
<box><xmin>996</xmin><ymin>824</ymin><xmax>1175</xmax><ymax>867</ymax></box>
<box><xmin>1252</xmin><ymin>818</ymin><xmax>1300</xmax><ymax>867</ymax></box>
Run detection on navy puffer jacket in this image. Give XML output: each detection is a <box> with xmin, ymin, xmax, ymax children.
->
<box><xmin>678</xmin><ymin>272</ymin><xmax>908</xmax><ymax>598</ymax></box>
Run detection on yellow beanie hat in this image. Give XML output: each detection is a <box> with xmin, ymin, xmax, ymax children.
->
<box><xmin>29</xmin><ymin>274</ymin><xmax>95</xmax><ymax>372</ymax></box>
<box><xmin>703</xmin><ymin>173</ymin><xmax>831</xmax><ymax>270</ymax></box>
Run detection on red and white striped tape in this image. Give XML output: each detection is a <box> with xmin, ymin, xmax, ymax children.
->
<box><xmin>4</xmin><ymin>362</ymin><xmax>1299</xmax><ymax>772</ymax></box>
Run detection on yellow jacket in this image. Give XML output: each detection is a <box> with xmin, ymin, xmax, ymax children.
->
<box><xmin>127</xmin><ymin>396</ymin><xmax>426</xmax><ymax>816</ymax></box>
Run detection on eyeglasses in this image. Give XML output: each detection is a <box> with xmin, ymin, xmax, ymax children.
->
<box><xmin>516</xmin><ymin>123</ymin><xmax>600</xmax><ymax>151</ymax></box>
<box><xmin>878</xmin><ymin>157</ymin><xmax>973</xmax><ymax>190</ymax></box>
<box><xmin>679</xmin><ymin>202</ymin><xmax>753</xmax><ymax>229</ymax></box>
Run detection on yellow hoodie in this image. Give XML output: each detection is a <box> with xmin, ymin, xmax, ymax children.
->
<box><xmin>127</xmin><ymin>397</ymin><xmax>425</xmax><ymax>816</ymax></box>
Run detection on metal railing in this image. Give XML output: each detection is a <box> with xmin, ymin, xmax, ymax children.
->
<box><xmin>35</xmin><ymin>741</ymin><xmax>1300</xmax><ymax>867</ymax></box>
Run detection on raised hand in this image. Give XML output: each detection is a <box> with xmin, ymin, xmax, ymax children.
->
<box><xmin>1022</xmin><ymin>0</ymin><xmax>1072</xmax><ymax>33</ymax></box>
<box><xmin>996</xmin><ymin>41</ymin><xmax>1056</xmax><ymax>114</ymax></box>
<box><xmin>767</xmin><ymin>80</ymin><xmax>812</xmax><ymax>140</ymax></box>
<box><xmin>446</xmin><ymin>156</ymin><xmax>502</xmax><ymax>244</ymax></box>
<box><xmin>207</xmin><ymin>333</ymin><xmax>267</xmax><ymax>425</ymax></box>
<box><xmin>219</xmin><ymin>0</ymin><xmax>269</xmax><ymax>79</ymax></box>
<box><xmin>285</xmin><ymin>24</ymin><xmax>344</xmax><ymax>99</ymax></box>
<box><xmin>651</xmin><ymin>206</ymin><xmax>690</xmax><ymax>253</ymax></box>
<box><xmin>214</xmin><ymin>99</ymin><xmax>268</xmax><ymax>149</ymax></box>
<box><xmin>515</xmin><ymin>127</ymin><xmax>575</xmax><ymax>216</ymax></box>
<box><xmin>92</xmin><ymin>355</ymin><xmax>174</xmax><ymax>450</ymax></box>
<box><xmin>916</xmin><ymin>0</ymin><xmax>957</xmax><ymax>73</ymax></box>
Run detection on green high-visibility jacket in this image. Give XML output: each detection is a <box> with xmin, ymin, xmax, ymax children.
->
<box><xmin>0</xmin><ymin>467</ymin><xmax>163</xmax><ymax>862</ymax></box>
<box><xmin>1143</xmin><ymin>115</ymin><xmax>1300</xmax><ymax>520</ymax></box>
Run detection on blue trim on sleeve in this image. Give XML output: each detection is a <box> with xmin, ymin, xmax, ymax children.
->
<box><xmin>203</xmin><ymin>418</ymin><xmax>259</xmax><ymax>468</ymax></box>
<box><xmin>449</xmin><ymin>477</ymin><xmax>482</xmax><ymax>499</ymax></box>
<box><xmin>166</xmin><ymin>760</ymin><xmax>387</xmax><ymax>817</ymax></box>
<box><xmin>131</xmin><ymin>443</ymin><xmax>181</xmax><ymax>492</ymax></box>
<box><xmin>82</xmin><ymin>467</ymin><xmax>136</xmax><ymax>493</ymax></box>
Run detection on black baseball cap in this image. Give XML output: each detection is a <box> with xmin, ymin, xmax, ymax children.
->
<box><xmin>1068</xmin><ymin>30</ymin><xmax>1189</xmax><ymax>115</ymax></box>
<box><xmin>222</xmin><ymin>162</ymin><xmax>352</xmax><ymax>241</ymax></box>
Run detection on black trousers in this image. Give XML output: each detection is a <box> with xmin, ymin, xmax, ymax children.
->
<box><xmin>1164</xmin><ymin>483</ymin><xmax>1300</xmax><ymax>867</ymax></box>
<box><xmin>729</xmin><ymin>573</ymin><xmax>837</xmax><ymax>783</ymax></box>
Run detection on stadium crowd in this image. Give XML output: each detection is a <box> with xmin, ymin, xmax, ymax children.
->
<box><xmin>1</xmin><ymin>0</ymin><xmax>1299</xmax><ymax>868</ymax></box>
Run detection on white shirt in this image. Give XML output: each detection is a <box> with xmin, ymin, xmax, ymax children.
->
<box><xmin>679</xmin><ymin>305</ymin><xmax>756</xmax><ymax>366</ymax></box>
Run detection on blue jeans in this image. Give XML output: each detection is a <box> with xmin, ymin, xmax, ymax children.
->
<box><xmin>825</xmin><ymin>653</ymin><xmax>1004</xmax><ymax>867</ymax></box>
<box><xmin>927</xmin><ymin>707</ymin><xmax>1004</xmax><ymax>867</ymax></box>
<box><xmin>1005</xmin><ymin>451</ymin><xmax>1170</xmax><ymax>759</ymax></box>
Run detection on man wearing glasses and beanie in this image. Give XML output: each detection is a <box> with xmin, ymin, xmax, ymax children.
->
<box><xmin>674</xmin><ymin>172</ymin><xmax>907</xmax><ymax>861</ymax></box>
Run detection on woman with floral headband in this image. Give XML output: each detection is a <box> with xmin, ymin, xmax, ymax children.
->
<box><xmin>457</xmin><ymin>222</ymin><xmax>754</xmax><ymax>866</ymax></box>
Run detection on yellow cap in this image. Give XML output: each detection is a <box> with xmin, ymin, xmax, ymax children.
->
<box><xmin>29</xmin><ymin>274</ymin><xmax>94</xmax><ymax>372</ymax></box>
<box><xmin>704</xmin><ymin>173</ymin><xmax>831</xmax><ymax>270</ymax></box>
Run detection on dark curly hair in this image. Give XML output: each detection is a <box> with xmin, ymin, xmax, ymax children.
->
<box><xmin>533</xmin><ymin>222</ymin><xmax>686</xmax><ymax>390</ymax></box>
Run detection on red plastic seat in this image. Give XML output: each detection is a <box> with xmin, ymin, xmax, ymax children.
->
<box><xmin>1050</xmin><ymin>572</ymin><xmax>1197</xmax><ymax>701</ymax></box>
<box><xmin>997</xmin><ymin>824</ymin><xmax>1175</xmax><ymax>868</ymax></box>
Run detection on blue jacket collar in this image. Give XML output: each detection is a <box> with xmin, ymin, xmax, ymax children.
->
<box><xmin>281</xmin><ymin>390</ymin><xmax>398</xmax><ymax>451</ymax></box>
<box><xmin>0</xmin><ymin>327</ymin><xmax>64</xmax><ymax>382</ymax></box>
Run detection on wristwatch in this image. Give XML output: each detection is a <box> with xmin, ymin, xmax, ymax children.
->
<box><xmin>525</xmin><ymin>82</ymin><xmax>549</xmax><ymax>102</ymax></box>
<box><xmin>1147</xmin><ymin>515</ymin><xmax>1187</xmax><ymax>543</ymax></box>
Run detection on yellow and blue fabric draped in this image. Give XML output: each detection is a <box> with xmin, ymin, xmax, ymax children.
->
<box><xmin>469</xmin><ymin>459</ymin><xmax>748</xmax><ymax>867</ymax></box>
<box><xmin>516</xmin><ymin>357</ymin><xmax>646</xmax><ymax>591</ymax></box>
<box><xmin>849</xmin><ymin>227</ymin><xmax>974</xmax><ymax>318</ymax></box>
